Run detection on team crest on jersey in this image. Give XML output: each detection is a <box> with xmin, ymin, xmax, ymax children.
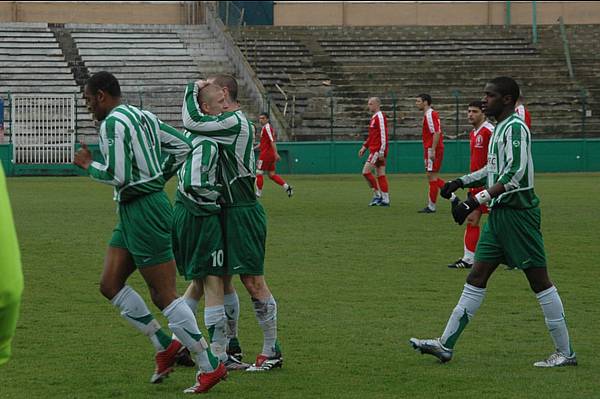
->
<box><xmin>513</xmin><ymin>140</ymin><xmax>520</xmax><ymax>147</ymax></box>
<box><xmin>107</xmin><ymin>138</ymin><xmax>114</xmax><ymax>146</ymax></box>
<box><xmin>475</xmin><ymin>135</ymin><xmax>483</xmax><ymax>147</ymax></box>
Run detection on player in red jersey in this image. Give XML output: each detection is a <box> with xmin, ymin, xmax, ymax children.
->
<box><xmin>447</xmin><ymin>101</ymin><xmax>494</xmax><ymax>269</ymax></box>
<box><xmin>255</xmin><ymin>112</ymin><xmax>293</xmax><ymax>198</ymax></box>
<box><xmin>358</xmin><ymin>97</ymin><xmax>390</xmax><ymax>206</ymax></box>
<box><xmin>515</xmin><ymin>93</ymin><xmax>532</xmax><ymax>129</ymax></box>
<box><xmin>416</xmin><ymin>93</ymin><xmax>445</xmax><ymax>213</ymax></box>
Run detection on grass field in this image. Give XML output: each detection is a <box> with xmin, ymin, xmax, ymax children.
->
<box><xmin>1</xmin><ymin>173</ymin><xmax>599</xmax><ymax>398</ymax></box>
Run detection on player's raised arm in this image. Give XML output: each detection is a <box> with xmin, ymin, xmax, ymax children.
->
<box><xmin>182</xmin><ymin>82</ymin><xmax>240</xmax><ymax>137</ymax></box>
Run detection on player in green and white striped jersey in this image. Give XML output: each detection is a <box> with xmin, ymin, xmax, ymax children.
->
<box><xmin>410</xmin><ymin>77</ymin><xmax>576</xmax><ymax>368</ymax></box>
<box><xmin>182</xmin><ymin>75</ymin><xmax>283</xmax><ymax>371</ymax></box>
<box><xmin>74</xmin><ymin>72</ymin><xmax>226</xmax><ymax>393</ymax></box>
<box><xmin>172</xmin><ymin>84</ymin><xmax>249</xmax><ymax>371</ymax></box>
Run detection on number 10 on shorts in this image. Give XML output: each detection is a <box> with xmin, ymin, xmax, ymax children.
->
<box><xmin>211</xmin><ymin>250</ymin><xmax>224</xmax><ymax>267</ymax></box>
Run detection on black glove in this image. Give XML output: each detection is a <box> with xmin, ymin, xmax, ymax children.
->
<box><xmin>452</xmin><ymin>196</ymin><xmax>479</xmax><ymax>225</ymax></box>
<box><xmin>440</xmin><ymin>179</ymin><xmax>463</xmax><ymax>199</ymax></box>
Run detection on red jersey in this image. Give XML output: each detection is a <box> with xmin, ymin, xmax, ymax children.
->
<box><xmin>259</xmin><ymin>123</ymin><xmax>276</xmax><ymax>161</ymax></box>
<box><xmin>363</xmin><ymin>111</ymin><xmax>388</xmax><ymax>155</ymax></box>
<box><xmin>422</xmin><ymin>108</ymin><xmax>444</xmax><ymax>149</ymax></box>
<box><xmin>469</xmin><ymin>121</ymin><xmax>494</xmax><ymax>172</ymax></box>
<box><xmin>515</xmin><ymin>105</ymin><xmax>531</xmax><ymax>129</ymax></box>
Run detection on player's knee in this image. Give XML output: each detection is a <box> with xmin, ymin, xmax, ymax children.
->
<box><xmin>529</xmin><ymin>278</ymin><xmax>553</xmax><ymax>294</ymax></box>
<box><xmin>241</xmin><ymin>275</ymin><xmax>267</xmax><ymax>298</ymax></box>
<box><xmin>256</xmin><ymin>170</ymin><xmax>263</xmax><ymax>176</ymax></box>
<box><xmin>465</xmin><ymin>270</ymin><xmax>487</xmax><ymax>288</ymax></box>
<box><xmin>99</xmin><ymin>279</ymin><xmax>122</xmax><ymax>301</ymax></box>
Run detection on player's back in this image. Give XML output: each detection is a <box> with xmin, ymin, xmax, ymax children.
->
<box><xmin>176</xmin><ymin>134</ymin><xmax>221</xmax><ymax>215</ymax></box>
<box><xmin>218</xmin><ymin>110</ymin><xmax>256</xmax><ymax>206</ymax></box>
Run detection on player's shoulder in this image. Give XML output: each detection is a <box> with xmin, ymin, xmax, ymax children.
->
<box><xmin>482</xmin><ymin>121</ymin><xmax>495</xmax><ymax>133</ymax></box>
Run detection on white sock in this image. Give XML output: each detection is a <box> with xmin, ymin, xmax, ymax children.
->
<box><xmin>204</xmin><ymin>305</ymin><xmax>228</xmax><ymax>361</ymax></box>
<box><xmin>184</xmin><ymin>296</ymin><xmax>199</xmax><ymax>314</ymax></box>
<box><xmin>163</xmin><ymin>297</ymin><xmax>215</xmax><ymax>372</ymax></box>
<box><xmin>463</xmin><ymin>247</ymin><xmax>475</xmax><ymax>264</ymax></box>
<box><xmin>252</xmin><ymin>295</ymin><xmax>278</xmax><ymax>356</ymax></box>
<box><xmin>428</xmin><ymin>199</ymin><xmax>436</xmax><ymax>211</ymax></box>
<box><xmin>381</xmin><ymin>192</ymin><xmax>390</xmax><ymax>202</ymax></box>
<box><xmin>536</xmin><ymin>286</ymin><xmax>573</xmax><ymax>355</ymax></box>
<box><xmin>111</xmin><ymin>285</ymin><xmax>166</xmax><ymax>352</ymax></box>
<box><xmin>223</xmin><ymin>292</ymin><xmax>240</xmax><ymax>341</ymax></box>
<box><xmin>440</xmin><ymin>283</ymin><xmax>486</xmax><ymax>349</ymax></box>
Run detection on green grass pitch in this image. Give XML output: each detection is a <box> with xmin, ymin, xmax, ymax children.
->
<box><xmin>1</xmin><ymin>173</ymin><xmax>599</xmax><ymax>398</ymax></box>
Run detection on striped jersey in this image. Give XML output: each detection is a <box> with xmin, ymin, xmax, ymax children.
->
<box><xmin>175</xmin><ymin>134</ymin><xmax>221</xmax><ymax>216</ymax></box>
<box><xmin>461</xmin><ymin>113</ymin><xmax>538</xmax><ymax>209</ymax></box>
<box><xmin>182</xmin><ymin>82</ymin><xmax>256</xmax><ymax>207</ymax></box>
<box><xmin>89</xmin><ymin>104</ymin><xmax>192</xmax><ymax>202</ymax></box>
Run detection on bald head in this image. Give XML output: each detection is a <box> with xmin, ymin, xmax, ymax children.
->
<box><xmin>368</xmin><ymin>97</ymin><xmax>381</xmax><ymax>113</ymax></box>
<box><xmin>198</xmin><ymin>83</ymin><xmax>225</xmax><ymax>115</ymax></box>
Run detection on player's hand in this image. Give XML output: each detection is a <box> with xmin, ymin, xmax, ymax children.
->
<box><xmin>195</xmin><ymin>79</ymin><xmax>210</xmax><ymax>90</ymax></box>
<box><xmin>74</xmin><ymin>143</ymin><xmax>92</xmax><ymax>170</ymax></box>
<box><xmin>440</xmin><ymin>179</ymin><xmax>463</xmax><ymax>199</ymax></box>
<box><xmin>274</xmin><ymin>153</ymin><xmax>281</xmax><ymax>162</ymax></box>
<box><xmin>358</xmin><ymin>146</ymin><xmax>366</xmax><ymax>157</ymax></box>
<box><xmin>427</xmin><ymin>148</ymin><xmax>434</xmax><ymax>162</ymax></box>
<box><xmin>378</xmin><ymin>150</ymin><xmax>385</xmax><ymax>159</ymax></box>
<box><xmin>452</xmin><ymin>196</ymin><xmax>479</xmax><ymax>225</ymax></box>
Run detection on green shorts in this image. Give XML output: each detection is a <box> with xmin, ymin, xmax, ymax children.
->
<box><xmin>475</xmin><ymin>206</ymin><xmax>547</xmax><ymax>269</ymax></box>
<box><xmin>222</xmin><ymin>202</ymin><xmax>267</xmax><ymax>276</ymax></box>
<box><xmin>172</xmin><ymin>202</ymin><xmax>225</xmax><ymax>280</ymax></box>
<box><xmin>109</xmin><ymin>191</ymin><xmax>174</xmax><ymax>268</ymax></box>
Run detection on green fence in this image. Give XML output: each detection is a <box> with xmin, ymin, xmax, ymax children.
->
<box><xmin>274</xmin><ymin>139</ymin><xmax>600</xmax><ymax>174</ymax></box>
<box><xmin>1</xmin><ymin>139</ymin><xmax>599</xmax><ymax>176</ymax></box>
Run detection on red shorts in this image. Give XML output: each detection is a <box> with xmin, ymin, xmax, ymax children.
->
<box><xmin>470</xmin><ymin>187</ymin><xmax>489</xmax><ymax>214</ymax></box>
<box><xmin>424</xmin><ymin>148</ymin><xmax>444</xmax><ymax>172</ymax></box>
<box><xmin>257</xmin><ymin>159</ymin><xmax>276</xmax><ymax>172</ymax></box>
<box><xmin>367</xmin><ymin>151</ymin><xmax>386</xmax><ymax>167</ymax></box>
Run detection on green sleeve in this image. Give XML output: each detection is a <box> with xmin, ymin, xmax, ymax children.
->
<box><xmin>88</xmin><ymin>118</ymin><xmax>127</xmax><ymax>186</ymax></box>
<box><xmin>181</xmin><ymin>82</ymin><xmax>241</xmax><ymax>138</ymax></box>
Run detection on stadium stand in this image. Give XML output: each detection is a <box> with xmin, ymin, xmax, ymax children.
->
<box><xmin>2</xmin><ymin>20</ymin><xmax>598</xmax><ymax>146</ymax></box>
<box><xmin>0</xmin><ymin>23</ymin><xmax>93</xmax><ymax>143</ymax></box>
<box><xmin>233</xmin><ymin>25</ymin><xmax>600</xmax><ymax>141</ymax></box>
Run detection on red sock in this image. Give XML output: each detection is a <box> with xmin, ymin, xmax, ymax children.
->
<box><xmin>436</xmin><ymin>178</ymin><xmax>445</xmax><ymax>189</ymax></box>
<box><xmin>270</xmin><ymin>174</ymin><xmax>286</xmax><ymax>187</ymax></box>
<box><xmin>428</xmin><ymin>181</ymin><xmax>439</xmax><ymax>204</ymax></box>
<box><xmin>256</xmin><ymin>174</ymin><xmax>264</xmax><ymax>190</ymax></box>
<box><xmin>464</xmin><ymin>224</ymin><xmax>480</xmax><ymax>252</ymax></box>
<box><xmin>377</xmin><ymin>175</ymin><xmax>389</xmax><ymax>193</ymax></box>
<box><xmin>363</xmin><ymin>172</ymin><xmax>379</xmax><ymax>191</ymax></box>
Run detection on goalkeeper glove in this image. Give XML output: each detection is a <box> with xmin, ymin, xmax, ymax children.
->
<box><xmin>440</xmin><ymin>179</ymin><xmax>463</xmax><ymax>199</ymax></box>
<box><xmin>452</xmin><ymin>196</ymin><xmax>479</xmax><ymax>225</ymax></box>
